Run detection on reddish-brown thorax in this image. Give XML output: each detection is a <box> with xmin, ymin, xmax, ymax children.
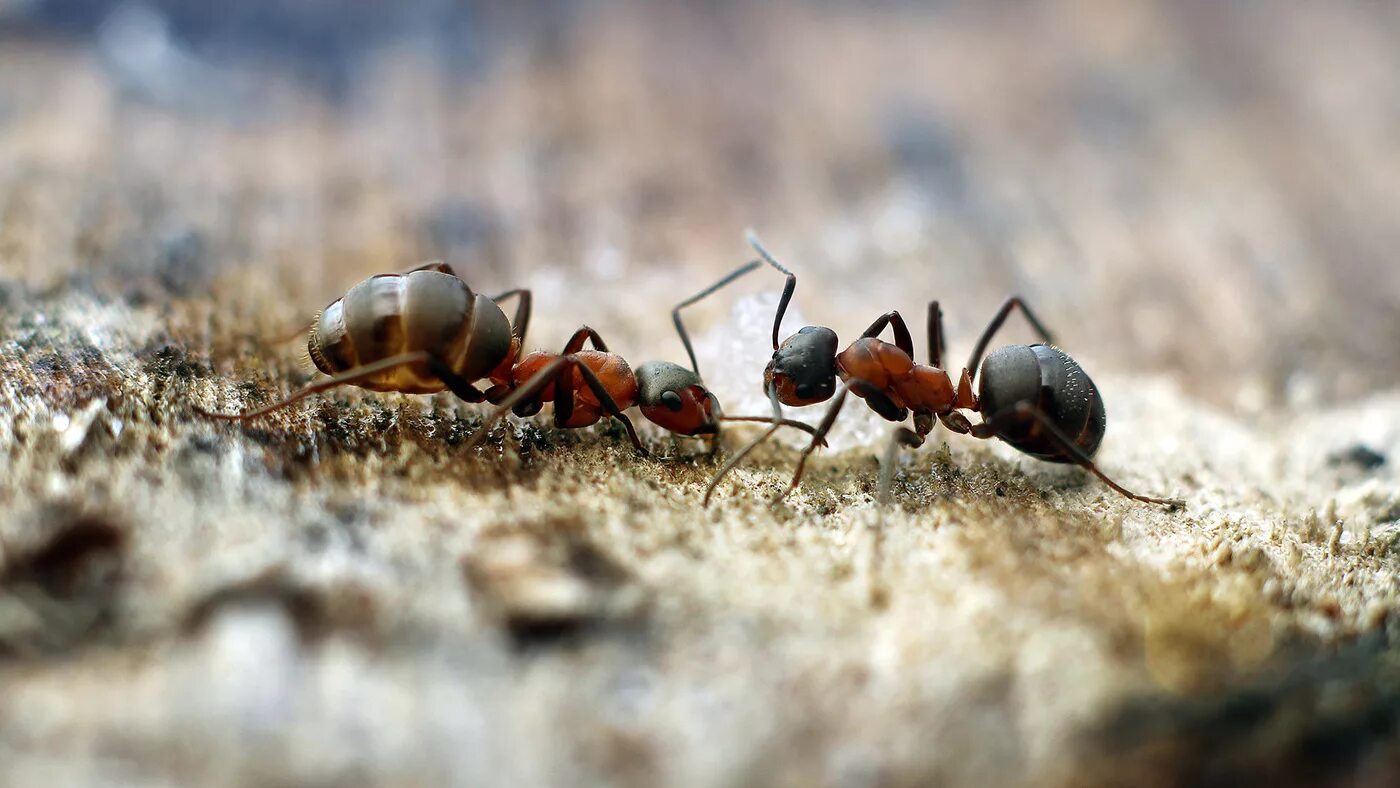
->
<box><xmin>836</xmin><ymin>338</ymin><xmax>957</xmax><ymax>414</ymax></box>
<box><xmin>508</xmin><ymin>350</ymin><xmax>638</xmax><ymax>428</ymax></box>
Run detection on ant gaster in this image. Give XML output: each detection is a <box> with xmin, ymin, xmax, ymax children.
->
<box><xmin>197</xmin><ymin>260</ymin><xmax>818</xmax><ymax>452</ymax></box>
<box><xmin>703</xmin><ymin>232</ymin><xmax>1183</xmax><ymax>508</ymax></box>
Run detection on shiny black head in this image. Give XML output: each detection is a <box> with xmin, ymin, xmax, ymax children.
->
<box><xmin>764</xmin><ymin>325</ymin><xmax>839</xmax><ymax>406</ymax></box>
<box><xmin>977</xmin><ymin>344</ymin><xmax>1106</xmax><ymax>462</ymax></box>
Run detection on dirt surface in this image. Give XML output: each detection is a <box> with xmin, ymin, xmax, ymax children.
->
<box><xmin>2</xmin><ymin>1</ymin><xmax>1399</xmax><ymax>786</ymax></box>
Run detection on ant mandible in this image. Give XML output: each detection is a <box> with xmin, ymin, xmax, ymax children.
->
<box><xmin>197</xmin><ymin>259</ymin><xmax>818</xmax><ymax>453</ymax></box>
<box><xmin>703</xmin><ymin>231</ymin><xmax>1184</xmax><ymax>508</ymax></box>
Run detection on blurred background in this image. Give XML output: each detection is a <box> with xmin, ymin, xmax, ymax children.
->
<box><xmin>3</xmin><ymin>3</ymin><xmax>1400</xmax><ymax>785</ymax></box>
<box><xmin>2</xmin><ymin>0</ymin><xmax>1398</xmax><ymax>414</ymax></box>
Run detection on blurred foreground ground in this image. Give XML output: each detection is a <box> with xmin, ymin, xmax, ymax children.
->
<box><xmin>1</xmin><ymin>1</ymin><xmax>1399</xmax><ymax>785</ymax></box>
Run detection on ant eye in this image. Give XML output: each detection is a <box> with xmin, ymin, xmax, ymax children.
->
<box><xmin>661</xmin><ymin>390</ymin><xmax>683</xmax><ymax>412</ymax></box>
<box><xmin>795</xmin><ymin>382</ymin><xmax>811</xmax><ymax>399</ymax></box>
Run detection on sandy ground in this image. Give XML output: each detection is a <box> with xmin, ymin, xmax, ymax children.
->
<box><xmin>1</xmin><ymin>1</ymin><xmax>1399</xmax><ymax>786</ymax></box>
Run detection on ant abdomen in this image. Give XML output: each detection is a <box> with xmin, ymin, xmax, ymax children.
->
<box><xmin>977</xmin><ymin>344</ymin><xmax>1106</xmax><ymax>462</ymax></box>
<box><xmin>308</xmin><ymin>270</ymin><xmax>514</xmax><ymax>393</ymax></box>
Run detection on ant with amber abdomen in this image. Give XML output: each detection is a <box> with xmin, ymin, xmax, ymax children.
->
<box><xmin>196</xmin><ymin>259</ymin><xmax>819</xmax><ymax>454</ymax></box>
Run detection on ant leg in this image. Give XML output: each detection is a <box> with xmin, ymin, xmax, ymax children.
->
<box><xmin>876</xmin><ymin>427</ymin><xmax>926</xmax><ymax>506</ymax></box>
<box><xmin>561</xmin><ymin>325</ymin><xmax>609</xmax><ymax>354</ymax></box>
<box><xmin>972</xmin><ymin>403</ymin><xmax>1183</xmax><ymax>507</ymax></box>
<box><xmin>859</xmin><ymin>312</ymin><xmax>915</xmax><ymax>357</ymax></box>
<box><xmin>489</xmin><ymin>289</ymin><xmax>533</xmax><ymax>344</ymax></box>
<box><xmin>568</xmin><ymin>358</ymin><xmax>646</xmax><ymax>455</ymax></box>
<box><xmin>462</xmin><ymin>357</ymin><xmax>571</xmax><ymax>452</ymax></box>
<box><xmin>773</xmin><ymin>386</ymin><xmax>854</xmax><ymax>502</ymax></box>
<box><xmin>871</xmin><ymin>425</ymin><xmax>924</xmax><ymax>607</ymax></box>
<box><xmin>195</xmin><ymin>351</ymin><xmax>440</xmax><ymax>421</ymax></box>
<box><xmin>720</xmin><ymin>416</ymin><xmax>825</xmax><ymax>440</ymax></box>
<box><xmin>745</xmin><ymin>229</ymin><xmax>798</xmax><ymax>351</ymax></box>
<box><xmin>672</xmin><ymin>259</ymin><xmax>761</xmax><ymax>375</ymax></box>
<box><xmin>421</xmin><ymin>359</ymin><xmax>489</xmax><ymax>404</ymax></box>
<box><xmin>554</xmin><ymin>326</ymin><xmax>610</xmax><ymax>428</ymax></box>
<box><xmin>404</xmin><ymin>260</ymin><xmax>455</xmax><ymax>275</ymax></box>
<box><xmin>550</xmin><ymin>354</ymin><xmax>578</xmax><ymax>428</ymax></box>
<box><xmin>927</xmin><ymin>301</ymin><xmax>945</xmax><ymax>368</ymax></box>
<box><xmin>775</xmin><ymin>378</ymin><xmax>910</xmax><ymax>503</ymax></box>
<box><xmin>967</xmin><ymin>297</ymin><xmax>1055</xmax><ymax>385</ymax></box>
<box><xmin>461</xmin><ymin>356</ymin><xmax>646</xmax><ymax>456</ymax></box>
<box><xmin>704</xmin><ymin>382</ymin><xmax>787</xmax><ymax>506</ymax></box>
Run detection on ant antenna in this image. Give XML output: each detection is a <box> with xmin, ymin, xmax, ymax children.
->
<box><xmin>744</xmin><ymin>229</ymin><xmax>798</xmax><ymax>351</ymax></box>
<box><xmin>672</xmin><ymin>259</ymin><xmax>762</xmax><ymax>376</ymax></box>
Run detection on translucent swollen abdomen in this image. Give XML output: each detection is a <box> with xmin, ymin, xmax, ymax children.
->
<box><xmin>307</xmin><ymin>270</ymin><xmax>514</xmax><ymax>393</ymax></box>
<box><xmin>976</xmin><ymin>344</ymin><xmax>1106</xmax><ymax>462</ymax></box>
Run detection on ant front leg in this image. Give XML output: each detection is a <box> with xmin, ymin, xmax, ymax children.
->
<box><xmin>705</xmin><ymin>381</ymin><xmax>787</xmax><ymax>506</ymax></box>
<box><xmin>876</xmin><ymin>425</ymin><xmax>925</xmax><ymax>507</ymax></box>
<box><xmin>773</xmin><ymin>386</ymin><xmax>851</xmax><ymax>503</ymax></box>
<box><xmin>966</xmin><ymin>297</ymin><xmax>1055</xmax><ymax>385</ymax></box>
<box><xmin>773</xmin><ymin>378</ymin><xmax>905</xmax><ymax>503</ymax></box>
<box><xmin>972</xmin><ymin>403</ymin><xmax>1183</xmax><ymax>507</ymax></box>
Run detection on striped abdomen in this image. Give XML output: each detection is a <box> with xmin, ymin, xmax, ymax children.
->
<box><xmin>308</xmin><ymin>270</ymin><xmax>514</xmax><ymax>394</ymax></box>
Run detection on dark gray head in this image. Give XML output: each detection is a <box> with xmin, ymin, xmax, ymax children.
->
<box><xmin>765</xmin><ymin>325</ymin><xmax>839</xmax><ymax>406</ymax></box>
<box><xmin>977</xmin><ymin>344</ymin><xmax>1106</xmax><ymax>461</ymax></box>
<box><xmin>635</xmin><ymin>360</ymin><xmax>721</xmax><ymax>436</ymax></box>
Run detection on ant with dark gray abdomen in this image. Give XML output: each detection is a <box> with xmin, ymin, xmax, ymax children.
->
<box><xmin>196</xmin><ymin>259</ymin><xmax>819</xmax><ymax>453</ymax></box>
<box><xmin>703</xmin><ymin>231</ymin><xmax>1184</xmax><ymax>509</ymax></box>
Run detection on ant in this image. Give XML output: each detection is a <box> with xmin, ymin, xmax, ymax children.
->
<box><xmin>197</xmin><ymin>260</ymin><xmax>818</xmax><ymax>454</ymax></box>
<box><xmin>703</xmin><ymin>232</ymin><xmax>1184</xmax><ymax>509</ymax></box>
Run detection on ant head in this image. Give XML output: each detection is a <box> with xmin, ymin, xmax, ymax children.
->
<box><xmin>765</xmin><ymin>325</ymin><xmax>839</xmax><ymax>406</ymax></box>
<box><xmin>635</xmin><ymin>361</ymin><xmax>721</xmax><ymax>436</ymax></box>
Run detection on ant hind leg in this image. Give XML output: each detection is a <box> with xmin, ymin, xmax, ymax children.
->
<box><xmin>490</xmin><ymin>289</ymin><xmax>533</xmax><ymax>344</ymax></box>
<box><xmin>967</xmin><ymin>297</ymin><xmax>1055</xmax><ymax>384</ymax></box>
<box><xmin>972</xmin><ymin>403</ymin><xmax>1183</xmax><ymax>507</ymax></box>
<box><xmin>195</xmin><ymin>351</ymin><xmax>439</xmax><ymax>421</ymax></box>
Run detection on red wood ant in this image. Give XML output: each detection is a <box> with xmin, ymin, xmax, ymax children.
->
<box><xmin>197</xmin><ymin>260</ymin><xmax>818</xmax><ymax>454</ymax></box>
<box><xmin>703</xmin><ymin>232</ymin><xmax>1183</xmax><ymax>508</ymax></box>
